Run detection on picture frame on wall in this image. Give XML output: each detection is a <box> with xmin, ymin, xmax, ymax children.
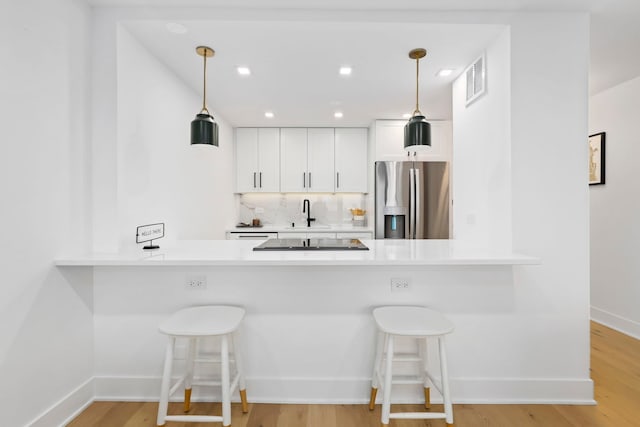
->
<box><xmin>589</xmin><ymin>132</ymin><xmax>606</xmax><ymax>185</ymax></box>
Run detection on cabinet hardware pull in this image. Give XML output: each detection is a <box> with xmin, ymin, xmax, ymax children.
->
<box><xmin>336</xmin><ymin>172</ymin><xmax>340</xmax><ymax>188</ymax></box>
<box><xmin>303</xmin><ymin>172</ymin><xmax>306</xmax><ymax>188</ymax></box>
<box><xmin>308</xmin><ymin>172</ymin><xmax>312</xmax><ymax>188</ymax></box>
<box><xmin>253</xmin><ymin>172</ymin><xmax>256</xmax><ymax>188</ymax></box>
<box><xmin>259</xmin><ymin>172</ymin><xmax>262</xmax><ymax>188</ymax></box>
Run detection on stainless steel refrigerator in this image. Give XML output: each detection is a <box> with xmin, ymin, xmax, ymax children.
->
<box><xmin>375</xmin><ymin>161</ymin><xmax>450</xmax><ymax>239</ymax></box>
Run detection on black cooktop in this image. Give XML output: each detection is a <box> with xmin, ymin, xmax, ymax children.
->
<box><xmin>253</xmin><ymin>238</ymin><xmax>369</xmax><ymax>251</ymax></box>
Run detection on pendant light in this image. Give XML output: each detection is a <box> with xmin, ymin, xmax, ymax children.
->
<box><xmin>190</xmin><ymin>46</ymin><xmax>218</xmax><ymax>146</ymax></box>
<box><xmin>404</xmin><ymin>48</ymin><xmax>431</xmax><ymax>150</ymax></box>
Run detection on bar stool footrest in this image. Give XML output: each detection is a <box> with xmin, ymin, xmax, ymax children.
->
<box><xmin>389</xmin><ymin>411</ymin><xmax>447</xmax><ymax>420</ymax></box>
<box><xmin>165</xmin><ymin>414</ymin><xmax>223</xmax><ymax>422</ymax></box>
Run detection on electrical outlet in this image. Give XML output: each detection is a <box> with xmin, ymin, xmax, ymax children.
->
<box><xmin>390</xmin><ymin>277</ymin><xmax>411</xmax><ymax>292</ymax></box>
<box><xmin>186</xmin><ymin>275</ymin><xmax>207</xmax><ymax>290</ymax></box>
<box><xmin>255</xmin><ymin>207</ymin><xmax>265</xmax><ymax>214</ymax></box>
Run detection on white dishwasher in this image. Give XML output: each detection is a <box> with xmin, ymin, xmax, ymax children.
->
<box><xmin>226</xmin><ymin>231</ymin><xmax>278</xmax><ymax>240</ymax></box>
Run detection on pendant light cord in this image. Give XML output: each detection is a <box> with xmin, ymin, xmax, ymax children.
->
<box><xmin>201</xmin><ymin>52</ymin><xmax>210</xmax><ymax>115</ymax></box>
<box><xmin>414</xmin><ymin>56</ymin><xmax>421</xmax><ymax>116</ymax></box>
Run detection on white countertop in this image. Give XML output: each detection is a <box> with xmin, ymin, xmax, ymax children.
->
<box><xmin>227</xmin><ymin>223</ymin><xmax>373</xmax><ymax>233</ymax></box>
<box><xmin>55</xmin><ymin>239</ymin><xmax>539</xmax><ymax>267</ymax></box>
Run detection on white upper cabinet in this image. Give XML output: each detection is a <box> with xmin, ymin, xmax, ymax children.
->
<box><xmin>307</xmin><ymin>128</ymin><xmax>335</xmax><ymax>192</ymax></box>
<box><xmin>235</xmin><ymin>128</ymin><xmax>280</xmax><ymax>193</ymax></box>
<box><xmin>280</xmin><ymin>128</ymin><xmax>334</xmax><ymax>193</ymax></box>
<box><xmin>236</xmin><ymin>127</ymin><xmax>368</xmax><ymax>193</ymax></box>
<box><xmin>280</xmin><ymin>128</ymin><xmax>307</xmax><ymax>192</ymax></box>
<box><xmin>334</xmin><ymin>128</ymin><xmax>368</xmax><ymax>193</ymax></box>
<box><xmin>374</xmin><ymin>120</ymin><xmax>452</xmax><ymax>162</ymax></box>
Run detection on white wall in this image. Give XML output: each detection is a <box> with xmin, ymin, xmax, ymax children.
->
<box><xmin>452</xmin><ymin>12</ymin><xmax>591</xmax><ymax>384</ymax></box>
<box><xmin>452</xmin><ymin>28</ymin><xmax>511</xmax><ymax>247</ymax></box>
<box><xmin>86</xmin><ymin>8</ymin><xmax>593</xmax><ymax>407</ymax></box>
<box><xmin>0</xmin><ymin>4</ymin><xmax>593</xmax><ymax>423</ymax></box>
<box><xmin>0</xmin><ymin>0</ymin><xmax>94</xmax><ymax>426</ymax></box>
<box><xmin>117</xmin><ymin>27</ymin><xmax>235</xmax><ymax>249</ymax></box>
<box><xmin>590</xmin><ymin>75</ymin><xmax>640</xmax><ymax>338</ymax></box>
<box><xmin>92</xmin><ymin>263</ymin><xmax>595</xmax><ymax>405</ymax></box>
<box><xmin>509</xmin><ymin>12</ymin><xmax>590</xmax><ymax>379</ymax></box>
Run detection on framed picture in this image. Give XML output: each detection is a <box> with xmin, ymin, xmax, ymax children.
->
<box><xmin>589</xmin><ymin>132</ymin><xmax>606</xmax><ymax>185</ymax></box>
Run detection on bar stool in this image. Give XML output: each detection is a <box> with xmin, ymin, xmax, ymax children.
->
<box><xmin>156</xmin><ymin>305</ymin><xmax>248</xmax><ymax>426</ymax></box>
<box><xmin>369</xmin><ymin>306</ymin><xmax>455</xmax><ymax>427</ymax></box>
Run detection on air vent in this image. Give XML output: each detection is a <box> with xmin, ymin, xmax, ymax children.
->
<box><xmin>465</xmin><ymin>54</ymin><xmax>486</xmax><ymax>106</ymax></box>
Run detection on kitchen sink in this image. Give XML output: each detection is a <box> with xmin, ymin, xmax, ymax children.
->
<box><xmin>253</xmin><ymin>238</ymin><xmax>368</xmax><ymax>251</ymax></box>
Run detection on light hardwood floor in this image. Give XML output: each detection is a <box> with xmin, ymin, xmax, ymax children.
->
<box><xmin>67</xmin><ymin>322</ymin><xmax>640</xmax><ymax>426</ymax></box>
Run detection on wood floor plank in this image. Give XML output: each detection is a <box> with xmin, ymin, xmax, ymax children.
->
<box><xmin>66</xmin><ymin>401</ymin><xmax>117</xmax><ymax>426</ymax></box>
<box><xmin>307</xmin><ymin>404</ymin><xmax>336</xmax><ymax>427</ymax></box>
<box><xmin>66</xmin><ymin>321</ymin><xmax>640</xmax><ymax>426</ymax></box>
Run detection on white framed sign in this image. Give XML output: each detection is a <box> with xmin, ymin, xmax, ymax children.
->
<box><xmin>136</xmin><ymin>223</ymin><xmax>165</xmax><ymax>249</ymax></box>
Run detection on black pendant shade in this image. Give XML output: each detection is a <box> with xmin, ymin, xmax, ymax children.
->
<box><xmin>404</xmin><ymin>115</ymin><xmax>431</xmax><ymax>149</ymax></box>
<box><xmin>191</xmin><ymin>113</ymin><xmax>219</xmax><ymax>146</ymax></box>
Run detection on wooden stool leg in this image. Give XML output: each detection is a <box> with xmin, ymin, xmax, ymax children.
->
<box><xmin>380</xmin><ymin>335</ymin><xmax>394</xmax><ymax>426</ymax></box>
<box><xmin>369</xmin><ymin>331</ymin><xmax>385</xmax><ymax>410</ymax></box>
<box><xmin>184</xmin><ymin>338</ymin><xmax>197</xmax><ymax>412</ymax></box>
<box><xmin>439</xmin><ymin>336</ymin><xmax>454</xmax><ymax>426</ymax></box>
<box><xmin>232</xmin><ymin>331</ymin><xmax>249</xmax><ymax>413</ymax></box>
<box><xmin>369</xmin><ymin>387</ymin><xmax>378</xmax><ymax>411</ymax></box>
<box><xmin>157</xmin><ymin>337</ymin><xmax>175</xmax><ymax>427</ymax></box>
<box><xmin>221</xmin><ymin>335</ymin><xmax>232</xmax><ymax>426</ymax></box>
<box><xmin>420</xmin><ymin>338</ymin><xmax>431</xmax><ymax>409</ymax></box>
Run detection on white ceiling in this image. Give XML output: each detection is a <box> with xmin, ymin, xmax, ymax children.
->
<box><xmin>97</xmin><ymin>0</ymin><xmax>640</xmax><ymax>127</ymax></box>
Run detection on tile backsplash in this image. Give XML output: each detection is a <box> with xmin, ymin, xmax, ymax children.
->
<box><xmin>237</xmin><ymin>193</ymin><xmax>371</xmax><ymax>227</ymax></box>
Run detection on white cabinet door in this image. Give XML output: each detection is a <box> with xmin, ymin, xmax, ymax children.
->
<box><xmin>226</xmin><ymin>232</ymin><xmax>278</xmax><ymax>240</ymax></box>
<box><xmin>235</xmin><ymin>128</ymin><xmax>259</xmax><ymax>193</ymax></box>
<box><xmin>307</xmin><ymin>128</ymin><xmax>335</xmax><ymax>192</ymax></box>
<box><xmin>257</xmin><ymin>128</ymin><xmax>280</xmax><ymax>192</ymax></box>
<box><xmin>374</xmin><ymin>120</ymin><xmax>451</xmax><ymax>162</ymax></box>
<box><xmin>235</xmin><ymin>128</ymin><xmax>280</xmax><ymax>193</ymax></box>
<box><xmin>335</xmin><ymin>128</ymin><xmax>368</xmax><ymax>193</ymax></box>
<box><xmin>280</xmin><ymin>128</ymin><xmax>308</xmax><ymax>192</ymax></box>
<box><xmin>281</xmin><ymin>128</ymin><xmax>334</xmax><ymax>193</ymax></box>
<box><xmin>336</xmin><ymin>232</ymin><xmax>373</xmax><ymax>239</ymax></box>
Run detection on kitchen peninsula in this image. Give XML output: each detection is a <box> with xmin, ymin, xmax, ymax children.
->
<box><xmin>52</xmin><ymin>240</ymin><xmax>593</xmax><ymax>406</ymax></box>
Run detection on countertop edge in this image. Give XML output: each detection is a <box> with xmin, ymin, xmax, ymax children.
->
<box><xmin>54</xmin><ymin>240</ymin><xmax>540</xmax><ymax>267</ymax></box>
<box><xmin>55</xmin><ymin>258</ymin><xmax>540</xmax><ymax>267</ymax></box>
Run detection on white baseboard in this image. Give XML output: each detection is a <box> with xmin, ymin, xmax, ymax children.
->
<box><xmin>94</xmin><ymin>375</ymin><xmax>595</xmax><ymax>405</ymax></box>
<box><xmin>28</xmin><ymin>378</ymin><xmax>94</xmax><ymax>427</ymax></box>
<box><xmin>591</xmin><ymin>306</ymin><xmax>640</xmax><ymax>340</ymax></box>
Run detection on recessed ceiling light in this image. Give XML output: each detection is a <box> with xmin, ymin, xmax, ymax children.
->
<box><xmin>339</xmin><ymin>66</ymin><xmax>352</xmax><ymax>76</ymax></box>
<box><xmin>237</xmin><ymin>67</ymin><xmax>251</xmax><ymax>76</ymax></box>
<box><xmin>334</xmin><ymin>112</ymin><xmax>343</xmax><ymax>118</ymax></box>
<box><xmin>165</xmin><ymin>22</ymin><xmax>187</xmax><ymax>34</ymax></box>
<box><xmin>402</xmin><ymin>113</ymin><xmax>411</xmax><ymax>119</ymax></box>
<box><xmin>437</xmin><ymin>68</ymin><xmax>454</xmax><ymax>77</ymax></box>
<box><xmin>265</xmin><ymin>112</ymin><xmax>274</xmax><ymax>118</ymax></box>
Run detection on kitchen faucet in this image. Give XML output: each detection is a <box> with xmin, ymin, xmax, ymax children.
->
<box><xmin>302</xmin><ymin>199</ymin><xmax>316</xmax><ymax>228</ymax></box>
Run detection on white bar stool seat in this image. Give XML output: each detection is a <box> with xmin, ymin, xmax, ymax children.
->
<box><xmin>369</xmin><ymin>306</ymin><xmax>455</xmax><ymax>427</ymax></box>
<box><xmin>156</xmin><ymin>305</ymin><xmax>248</xmax><ymax>427</ymax></box>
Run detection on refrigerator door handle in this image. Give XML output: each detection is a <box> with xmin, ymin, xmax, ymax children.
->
<box><xmin>414</xmin><ymin>167</ymin><xmax>421</xmax><ymax>239</ymax></box>
<box><xmin>409</xmin><ymin>167</ymin><xmax>416</xmax><ymax>239</ymax></box>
